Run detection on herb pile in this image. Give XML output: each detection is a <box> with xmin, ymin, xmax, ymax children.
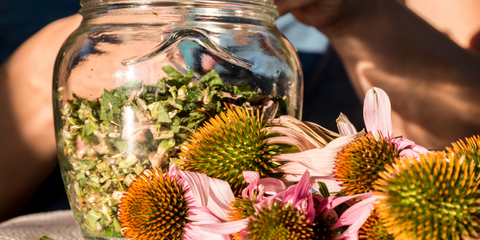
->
<box><xmin>57</xmin><ymin>66</ymin><xmax>287</xmax><ymax>237</ymax></box>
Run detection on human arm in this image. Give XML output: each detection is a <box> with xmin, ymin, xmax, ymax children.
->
<box><xmin>276</xmin><ymin>0</ymin><xmax>480</xmax><ymax>149</ymax></box>
<box><xmin>0</xmin><ymin>14</ymin><xmax>82</xmax><ymax>222</ymax></box>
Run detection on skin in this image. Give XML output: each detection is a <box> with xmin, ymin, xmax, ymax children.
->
<box><xmin>1</xmin><ymin>0</ymin><xmax>480</xmax><ymax>220</ymax></box>
<box><xmin>0</xmin><ymin>14</ymin><xmax>82</xmax><ymax>222</ymax></box>
<box><xmin>276</xmin><ymin>0</ymin><xmax>480</xmax><ymax>149</ymax></box>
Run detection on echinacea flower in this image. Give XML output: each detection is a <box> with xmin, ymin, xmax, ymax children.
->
<box><xmin>180</xmin><ymin>106</ymin><xmax>284</xmax><ymax>195</ymax></box>
<box><xmin>334</xmin><ymin>87</ymin><xmax>429</xmax><ymax>196</ymax></box>
<box><xmin>265</xmin><ymin>116</ymin><xmax>363</xmax><ymax>192</ymax></box>
<box><xmin>374</xmin><ymin>152</ymin><xmax>480</xmax><ymax>240</ymax></box>
<box><xmin>227</xmin><ymin>170</ymin><xmax>379</xmax><ymax>240</ymax></box>
<box><xmin>117</xmin><ymin>164</ymin><xmax>247</xmax><ymax>239</ymax></box>
<box><xmin>447</xmin><ymin>135</ymin><xmax>480</xmax><ymax>172</ymax></box>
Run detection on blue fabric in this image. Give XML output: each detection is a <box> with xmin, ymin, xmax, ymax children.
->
<box><xmin>0</xmin><ymin>0</ymin><xmax>80</xmax><ymax>62</ymax></box>
<box><xmin>299</xmin><ymin>48</ymin><xmax>365</xmax><ymax>131</ymax></box>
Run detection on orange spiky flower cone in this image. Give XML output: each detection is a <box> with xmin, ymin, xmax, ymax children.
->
<box><xmin>374</xmin><ymin>152</ymin><xmax>480</xmax><ymax>240</ymax></box>
<box><xmin>180</xmin><ymin>106</ymin><xmax>283</xmax><ymax>195</ymax></box>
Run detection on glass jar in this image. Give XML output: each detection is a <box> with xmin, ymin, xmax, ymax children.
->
<box><xmin>53</xmin><ymin>0</ymin><xmax>303</xmax><ymax>238</ymax></box>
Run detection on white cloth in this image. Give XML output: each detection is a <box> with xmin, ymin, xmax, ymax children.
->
<box><xmin>0</xmin><ymin>211</ymin><xmax>83</xmax><ymax>240</ymax></box>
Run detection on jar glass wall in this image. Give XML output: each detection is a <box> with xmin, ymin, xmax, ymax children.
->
<box><xmin>53</xmin><ymin>0</ymin><xmax>302</xmax><ymax>238</ymax></box>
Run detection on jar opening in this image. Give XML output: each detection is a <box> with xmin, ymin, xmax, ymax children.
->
<box><xmin>80</xmin><ymin>0</ymin><xmax>275</xmax><ymax>8</ymax></box>
<box><xmin>79</xmin><ymin>0</ymin><xmax>278</xmax><ymax>24</ymax></box>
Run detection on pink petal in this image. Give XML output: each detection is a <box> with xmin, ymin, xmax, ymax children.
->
<box><xmin>336</xmin><ymin>113</ymin><xmax>358</xmax><ymax>136</ymax></box>
<box><xmin>273</xmin><ymin>132</ymin><xmax>361</xmax><ymax>178</ymax></box>
<box><xmin>207</xmin><ymin>177</ymin><xmax>236</xmax><ymax>221</ymax></box>
<box><xmin>363</xmin><ymin>87</ymin><xmax>392</xmax><ymax>137</ymax></box>
<box><xmin>257</xmin><ymin>178</ymin><xmax>286</xmax><ymax>195</ymax></box>
<box><xmin>177</xmin><ymin>169</ymin><xmax>210</xmax><ymax>206</ymax></box>
<box><xmin>291</xmin><ymin>170</ymin><xmax>311</xmax><ymax>208</ymax></box>
<box><xmin>187</xmin><ymin>205</ymin><xmax>221</xmax><ymax>223</ymax></box>
<box><xmin>280</xmin><ymin>171</ymin><xmax>315</xmax><ymax>223</ymax></box>
<box><xmin>184</xmin><ymin>223</ymin><xmax>231</xmax><ymax>240</ymax></box>
<box><xmin>266</xmin><ymin>115</ymin><xmax>333</xmax><ymax>148</ymax></box>
<box><xmin>318</xmin><ymin>193</ymin><xmax>375</xmax><ymax>219</ymax></box>
<box><xmin>194</xmin><ymin>219</ymin><xmax>249</xmax><ymax>235</ymax></box>
<box><xmin>265</xmin><ymin>126</ymin><xmax>320</xmax><ymax>150</ymax></box>
<box><xmin>330</xmin><ymin>194</ymin><xmax>379</xmax><ymax>230</ymax></box>
<box><xmin>266</xmin><ymin>136</ymin><xmax>313</xmax><ymax>152</ymax></box>
<box><xmin>262</xmin><ymin>100</ymin><xmax>279</xmax><ymax>120</ymax></box>
<box><xmin>332</xmin><ymin>195</ymin><xmax>381</xmax><ymax>240</ymax></box>
<box><xmin>311</xmin><ymin>176</ymin><xmax>343</xmax><ymax>193</ymax></box>
<box><xmin>242</xmin><ymin>171</ymin><xmax>260</xmax><ymax>200</ymax></box>
<box><xmin>391</xmin><ymin>137</ymin><xmax>429</xmax><ymax>158</ymax></box>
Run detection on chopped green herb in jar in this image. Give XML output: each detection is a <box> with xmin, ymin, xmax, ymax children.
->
<box><xmin>56</xmin><ymin>66</ymin><xmax>287</xmax><ymax>237</ymax></box>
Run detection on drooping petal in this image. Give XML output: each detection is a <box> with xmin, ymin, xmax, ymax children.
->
<box><xmin>265</xmin><ymin>126</ymin><xmax>320</xmax><ymax>150</ymax></box>
<box><xmin>194</xmin><ymin>218</ymin><xmax>249</xmax><ymax>235</ymax></box>
<box><xmin>330</xmin><ymin>194</ymin><xmax>379</xmax><ymax>230</ymax></box>
<box><xmin>317</xmin><ymin>193</ymin><xmax>374</xmax><ymax>219</ymax></box>
<box><xmin>331</xmin><ymin>196</ymin><xmax>380</xmax><ymax>240</ymax></box>
<box><xmin>273</xmin><ymin>132</ymin><xmax>362</xmax><ymax>180</ymax></box>
<box><xmin>363</xmin><ymin>87</ymin><xmax>392</xmax><ymax>137</ymax></box>
<box><xmin>266</xmin><ymin>115</ymin><xmax>339</xmax><ymax>148</ymax></box>
<box><xmin>257</xmin><ymin>178</ymin><xmax>286</xmax><ymax>195</ymax></box>
<box><xmin>391</xmin><ymin>137</ymin><xmax>429</xmax><ymax>158</ymax></box>
<box><xmin>176</xmin><ymin>167</ymin><xmax>210</xmax><ymax>206</ymax></box>
<box><xmin>207</xmin><ymin>177</ymin><xmax>236</xmax><ymax>221</ymax></box>
<box><xmin>336</xmin><ymin>113</ymin><xmax>358</xmax><ymax>136</ymax></box>
<box><xmin>266</xmin><ymin>135</ymin><xmax>315</xmax><ymax>152</ymax></box>
<box><xmin>311</xmin><ymin>176</ymin><xmax>343</xmax><ymax>193</ymax></box>
<box><xmin>242</xmin><ymin>171</ymin><xmax>261</xmax><ymax>200</ymax></box>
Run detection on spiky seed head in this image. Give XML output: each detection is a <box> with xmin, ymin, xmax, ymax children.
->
<box><xmin>229</xmin><ymin>197</ymin><xmax>258</xmax><ymax>222</ymax></box>
<box><xmin>374</xmin><ymin>152</ymin><xmax>480</xmax><ymax>240</ymax></box>
<box><xmin>359</xmin><ymin>210</ymin><xmax>394</xmax><ymax>240</ymax></box>
<box><xmin>334</xmin><ymin>132</ymin><xmax>399</xmax><ymax>195</ymax></box>
<box><xmin>180</xmin><ymin>106</ymin><xmax>282</xmax><ymax>195</ymax></box>
<box><xmin>118</xmin><ymin>169</ymin><xmax>189</xmax><ymax>239</ymax></box>
<box><xmin>447</xmin><ymin>135</ymin><xmax>480</xmax><ymax>173</ymax></box>
<box><xmin>228</xmin><ymin>197</ymin><xmax>258</xmax><ymax>240</ymax></box>
<box><xmin>246</xmin><ymin>201</ymin><xmax>328</xmax><ymax>240</ymax></box>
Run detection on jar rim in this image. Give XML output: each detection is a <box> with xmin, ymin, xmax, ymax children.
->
<box><xmin>80</xmin><ymin>0</ymin><xmax>275</xmax><ymax>8</ymax></box>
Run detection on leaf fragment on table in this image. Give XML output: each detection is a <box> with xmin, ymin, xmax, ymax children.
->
<box><xmin>39</xmin><ymin>235</ymin><xmax>55</xmax><ymax>240</ymax></box>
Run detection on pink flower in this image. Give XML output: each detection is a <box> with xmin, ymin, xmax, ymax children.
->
<box><xmin>199</xmin><ymin>170</ymin><xmax>379</xmax><ymax>240</ymax></box>
<box><xmin>265</xmin><ymin>116</ymin><xmax>362</xmax><ymax>192</ymax></box>
<box><xmin>338</xmin><ymin>87</ymin><xmax>429</xmax><ymax>158</ymax></box>
<box><xmin>118</xmin><ymin>164</ymin><xmax>247</xmax><ymax>239</ymax></box>
<box><xmin>237</xmin><ymin>171</ymin><xmax>379</xmax><ymax>239</ymax></box>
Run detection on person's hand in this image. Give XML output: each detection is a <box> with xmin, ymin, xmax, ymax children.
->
<box><xmin>0</xmin><ymin>14</ymin><xmax>82</xmax><ymax>221</ymax></box>
<box><xmin>274</xmin><ymin>0</ymin><xmax>364</xmax><ymax>33</ymax></box>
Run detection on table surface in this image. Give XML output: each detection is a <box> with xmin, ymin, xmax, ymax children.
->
<box><xmin>0</xmin><ymin>211</ymin><xmax>83</xmax><ymax>240</ymax></box>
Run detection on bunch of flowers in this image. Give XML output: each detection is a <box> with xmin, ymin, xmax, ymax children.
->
<box><xmin>115</xmin><ymin>87</ymin><xmax>480</xmax><ymax>240</ymax></box>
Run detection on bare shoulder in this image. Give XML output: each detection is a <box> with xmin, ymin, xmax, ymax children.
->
<box><xmin>406</xmin><ymin>0</ymin><xmax>480</xmax><ymax>51</ymax></box>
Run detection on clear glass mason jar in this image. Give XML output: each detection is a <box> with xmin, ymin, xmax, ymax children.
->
<box><xmin>53</xmin><ymin>0</ymin><xmax>303</xmax><ymax>238</ymax></box>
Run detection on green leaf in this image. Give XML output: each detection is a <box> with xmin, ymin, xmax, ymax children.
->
<box><xmin>159</xmin><ymin>138</ymin><xmax>176</xmax><ymax>150</ymax></box>
<box><xmin>114</xmin><ymin>140</ymin><xmax>127</xmax><ymax>152</ymax></box>
<box><xmin>236</xmin><ymin>82</ymin><xmax>253</xmax><ymax>93</ymax></box>
<box><xmin>84</xmin><ymin>121</ymin><xmax>98</xmax><ymax>136</ymax></box>
<box><xmin>184</xmin><ymin>71</ymin><xmax>195</xmax><ymax>82</ymax></box>
<box><xmin>148</xmin><ymin>102</ymin><xmax>161</xmax><ymax>120</ymax></box>
<box><xmin>87</xmin><ymin>210</ymin><xmax>102</xmax><ymax>231</ymax></box>
<box><xmin>317</xmin><ymin>182</ymin><xmax>330</xmax><ymax>198</ymax></box>
<box><xmin>162</xmin><ymin>66</ymin><xmax>184</xmax><ymax>80</ymax></box>
<box><xmin>100</xmin><ymin>89</ymin><xmax>124</xmax><ymax>122</ymax></box>
<box><xmin>156</xmin><ymin>104</ymin><xmax>172</xmax><ymax>123</ymax></box>
<box><xmin>199</xmin><ymin>69</ymin><xmax>223</xmax><ymax>87</ymax></box>
<box><xmin>39</xmin><ymin>235</ymin><xmax>55</xmax><ymax>240</ymax></box>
